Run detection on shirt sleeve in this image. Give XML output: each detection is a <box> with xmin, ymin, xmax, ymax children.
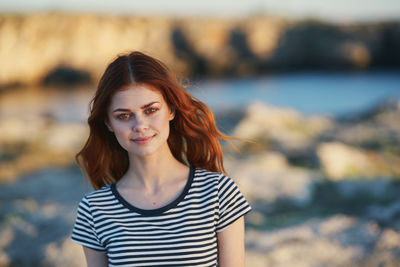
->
<box><xmin>216</xmin><ymin>174</ymin><xmax>252</xmax><ymax>232</ymax></box>
<box><xmin>70</xmin><ymin>196</ymin><xmax>106</xmax><ymax>252</ymax></box>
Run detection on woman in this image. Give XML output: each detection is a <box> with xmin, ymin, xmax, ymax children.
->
<box><xmin>71</xmin><ymin>51</ymin><xmax>252</xmax><ymax>267</ymax></box>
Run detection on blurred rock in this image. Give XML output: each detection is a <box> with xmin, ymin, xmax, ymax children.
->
<box><xmin>327</xmin><ymin>122</ymin><xmax>394</xmax><ymax>149</ymax></box>
<box><xmin>0</xmin><ymin>119</ymin><xmax>88</xmax><ymax>181</ymax></box>
<box><xmin>317</xmin><ymin>142</ymin><xmax>400</xmax><ymax>179</ymax></box>
<box><xmin>267</xmin><ymin>22</ymin><xmax>369</xmax><ymax>70</ymax></box>
<box><xmin>323</xmin><ymin>99</ymin><xmax>400</xmax><ymax>153</ymax></box>
<box><xmin>374</xmin><ymin>99</ymin><xmax>400</xmax><ymax>134</ymax></box>
<box><xmin>362</xmin><ymin>228</ymin><xmax>400</xmax><ymax>267</ymax></box>
<box><xmin>42</xmin><ymin>66</ymin><xmax>91</xmax><ymax>87</ymax></box>
<box><xmin>317</xmin><ymin>142</ymin><xmax>373</xmax><ymax>179</ymax></box>
<box><xmin>341</xmin><ymin>41</ymin><xmax>370</xmax><ymax>68</ymax></box>
<box><xmin>0</xmin><ymin>228</ymin><xmax>13</xmax><ymax>266</ymax></box>
<box><xmin>0</xmin><ymin>13</ymin><xmax>177</xmax><ymax>87</ymax></box>
<box><xmin>44</xmin><ymin>239</ymin><xmax>85</xmax><ymax>267</ymax></box>
<box><xmin>43</xmin><ymin>123</ymin><xmax>88</xmax><ymax>152</ymax></box>
<box><xmin>225</xmin><ymin>152</ymin><xmax>318</xmax><ymax>205</ymax></box>
<box><xmin>242</xmin><ymin>16</ymin><xmax>286</xmax><ymax>58</ymax></box>
<box><xmin>245</xmin><ymin>215</ymin><xmax>399</xmax><ymax>267</ymax></box>
<box><xmin>0</xmin><ymin>115</ymin><xmax>47</xmax><ymax>144</ymax></box>
<box><xmin>231</xmin><ymin>98</ymin><xmax>400</xmax><ymax>177</ymax></box>
<box><xmin>0</xmin><ymin>166</ymin><xmax>87</xmax><ymax>266</ymax></box>
<box><xmin>232</xmin><ymin>102</ymin><xmax>334</xmax><ymax>157</ymax></box>
<box><xmin>1</xmin><ymin>13</ymin><xmax>400</xmax><ymax>87</ymax></box>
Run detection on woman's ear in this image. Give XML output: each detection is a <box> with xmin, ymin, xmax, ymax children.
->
<box><xmin>105</xmin><ymin>121</ymin><xmax>113</xmax><ymax>132</ymax></box>
<box><xmin>169</xmin><ymin>108</ymin><xmax>175</xmax><ymax>121</ymax></box>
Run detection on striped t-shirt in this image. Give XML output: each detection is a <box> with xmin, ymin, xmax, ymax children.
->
<box><xmin>71</xmin><ymin>167</ymin><xmax>252</xmax><ymax>266</ymax></box>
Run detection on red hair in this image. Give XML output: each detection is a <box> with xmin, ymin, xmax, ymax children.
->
<box><xmin>76</xmin><ymin>51</ymin><xmax>236</xmax><ymax>190</ymax></box>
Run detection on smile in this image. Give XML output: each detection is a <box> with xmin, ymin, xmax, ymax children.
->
<box><xmin>131</xmin><ymin>134</ymin><xmax>156</xmax><ymax>144</ymax></box>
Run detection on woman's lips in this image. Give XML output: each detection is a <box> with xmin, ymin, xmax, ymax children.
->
<box><xmin>131</xmin><ymin>134</ymin><xmax>155</xmax><ymax>144</ymax></box>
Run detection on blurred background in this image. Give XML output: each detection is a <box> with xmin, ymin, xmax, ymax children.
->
<box><xmin>1</xmin><ymin>0</ymin><xmax>400</xmax><ymax>266</ymax></box>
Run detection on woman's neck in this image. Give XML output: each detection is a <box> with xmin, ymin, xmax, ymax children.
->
<box><xmin>121</xmin><ymin>143</ymin><xmax>188</xmax><ymax>191</ymax></box>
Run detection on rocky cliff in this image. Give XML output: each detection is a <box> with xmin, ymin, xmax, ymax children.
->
<box><xmin>1</xmin><ymin>12</ymin><xmax>399</xmax><ymax>87</ymax></box>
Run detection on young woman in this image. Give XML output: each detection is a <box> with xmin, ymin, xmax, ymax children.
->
<box><xmin>71</xmin><ymin>51</ymin><xmax>252</xmax><ymax>267</ymax></box>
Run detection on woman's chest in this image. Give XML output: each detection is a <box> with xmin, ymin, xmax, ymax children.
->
<box><xmin>98</xmin><ymin>206</ymin><xmax>219</xmax><ymax>266</ymax></box>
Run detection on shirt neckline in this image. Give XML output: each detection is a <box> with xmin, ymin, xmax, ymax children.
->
<box><xmin>110</xmin><ymin>166</ymin><xmax>195</xmax><ymax>216</ymax></box>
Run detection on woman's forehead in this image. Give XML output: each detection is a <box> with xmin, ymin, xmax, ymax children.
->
<box><xmin>109</xmin><ymin>84</ymin><xmax>164</xmax><ymax>108</ymax></box>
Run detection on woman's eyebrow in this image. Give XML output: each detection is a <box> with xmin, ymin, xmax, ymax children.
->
<box><xmin>112</xmin><ymin>101</ymin><xmax>160</xmax><ymax>113</ymax></box>
<box><xmin>141</xmin><ymin>101</ymin><xmax>160</xmax><ymax>109</ymax></box>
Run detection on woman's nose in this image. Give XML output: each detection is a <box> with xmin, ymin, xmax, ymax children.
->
<box><xmin>132</xmin><ymin>116</ymin><xmax>148</xmax><ymax>132</ymax></box>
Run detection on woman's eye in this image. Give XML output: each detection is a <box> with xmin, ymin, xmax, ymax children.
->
<box><xmin>145</xmin><ymin>107</ymin><xmax>158</xmax><ymax>115</ymax></box>
<box><xmin>117</xmin><ymin>114</ymin><xmax>131</xmax><ymax>120</ymax></box>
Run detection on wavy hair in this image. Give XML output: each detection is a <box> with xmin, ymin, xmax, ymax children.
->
<box><xmin>76</xmin><ymin>51</ymin><xmax>237</xmax><ymax>190</ymax></box>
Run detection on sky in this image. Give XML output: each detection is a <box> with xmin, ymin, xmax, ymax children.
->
<box><xmin>1</xmin><ymin>0</ymin><xmax>400</xmax><ymax>22</ymax></box>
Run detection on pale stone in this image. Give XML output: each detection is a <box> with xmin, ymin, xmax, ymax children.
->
<box><xmin>44</xmin><ymin>238</ymin><xmax>86</xmax><ymax>267</ymax></box>
<box><xmin>233</xmin><ymin>102</ymin><xmax>334</xmax><ymax>153</ymax></box>
<box><xmin>244</xmin><ymin>16</ymin><xmax>285</xmax><ymax>58</ymax></box>
<box><xmin>43</xmin><ymin>123</ymin><xmax>88</xmax><ymax>151</ymax></box>
<box><xmin>0</xmin><ymin>227</ymin><xmax>13</xmax><ymax>266</ymax></box>
<box><xmin>317</xmin><ymin>142</ymin><xmax>372</xmax><ymax>179</ymax></box>
<box><xmin>0</xmin><ymin>115</ymin><xmax>46</xmax><ymax>144</ymax></box>
<box><xmin>245</xmin><ymin>216</ymin><xmax>383</xmax><ymax>267</ymax></box>
<box><xmin>225</xmin><ymin>152</ymin><xmax>317</xmax><ymax>204</ymax></box>
<box><xmin>319</xmin><ymin>215</ymin><xmax>357</xmax><ymax>235</ymax></box>
<box><xmin>375</xmin><ymin>229</ymin><xmax>400</xmax><ymax>250</ymax></box>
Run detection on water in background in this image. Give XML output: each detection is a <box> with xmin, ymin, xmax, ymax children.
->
<box><xmin>190</xmin><ymin>70</ymin><xmax>400</xmax><ymax>117</ymax></box>
<box><xmin>1</xmin><ymin>71</ymin><xmax>399</xmax><ymax>127</ymax></box>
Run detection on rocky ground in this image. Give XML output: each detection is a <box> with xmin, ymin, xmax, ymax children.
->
<box><xmin>0</xmin><ymin>166</ymin><xmax>86</xmax><ymax>266</ymax></box>
<box><xmin>1</xmin><ymin>89</ymin><xmax>400</xmax><ymax>266</ymax></box>
<box><xmin>226</xmin><ymin>98</ymin><xmax>400</xmax><ymax>266</ymax></box>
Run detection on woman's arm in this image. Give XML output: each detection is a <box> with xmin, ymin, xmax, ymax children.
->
<box><xmin>83</xmin><ymin>246</ymin><xmax>108</xmax><ymax>267</ymax></box>
<box><xmin>217</xmin><ymin>216</ymin><xmax>245</xmax><ymax>267</ymax></box>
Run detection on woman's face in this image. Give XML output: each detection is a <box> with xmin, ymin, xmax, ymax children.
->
<box><xmin>106</xmin><ymin>83</ymin><xmax>174</xmax><ymax>158</ymax></box>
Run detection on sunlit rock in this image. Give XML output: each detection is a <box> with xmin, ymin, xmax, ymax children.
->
<box><xmin>225</xmin><ymin>152</ymin><xmax>317</xmax><ymax>205</ymax></box>
<box><xmin>340</xmin><ymin>41</ymin><xmax>370</xmax><ymax>69</ymax></box>
<box><xmin>318</xmin><ymin>215</ymin><xmax>358</xmax><ymax>236</ymax></box>
<box><xmin>233</xmin><ymin>102</ymin><xmax>334</xmax><ymax>154</ymax></box>
<box><xmin>245</xmin><ymin>215</ymin><xmax>394</xmax><ymax>267</ymax></box>
<box><xmin>0</xmin><ymin>13</ymin><xmax>176</xmax><ymax>86</ymax></box>
<box><xmin>243</xmin><ymin>16</ymin><xmax>286</xmax><ymax>58</ymax></box>
<box><xmin>362</xmin><ymin>228</ymin><xmax>400</xmax><ymax>267</ymax></box>
<box><xmin>0</xmin><ymin>115</ymin><xmax>46</xmax><ymax>144</ymax></box>
<box><xmin>44</xmin><ymin>238</ymin><xmax>85</xmax><ymax>267</ymax></box>
<box><xmin>325</xmin><ymin>99</ymin><xmax>400</xmax><ymax>150</ymax></box>
<box><xmin>329</xmin><ymin>122</ymin><xmax>392</xmax><ymax>148</ymax></box>
<box><xmin>317</xmin><ymin>142</ymin><xmax>400</xmax><ymax>179</ymax></box>
<box><xmin>2</xmin><ymin>13</ymin><xmax>398</xmax><ymax>87</ymax></box>
<box><xmin>0</xmin><ymin>118</ymin><xmax>89</xmax><ymax>181</ymax></box>
<box><xmin>0</xmin><ymin>228</ymin><xmax>13</xmax><ymax>267</ymax></box>
<box><xmin>317</xmin><ymin>142</ymin><xmax>371</xmax><ymax>179</ymax></box>
<box><xmin>374</xmin><ymin>99</ymin><xmax>400</xmax><ymax>134</ymax></box>
<box><xmin>43</xmin><ymin>123</ymin><xmax>88</xmax><ymax>152</ymax></box>
<box><xmin>375</xmin><ymin>228</ymin><xmax>400</xmax><ymax>250</ymax></box>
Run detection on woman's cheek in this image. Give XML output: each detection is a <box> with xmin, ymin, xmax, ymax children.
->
<box><xmin>113</xmin><ymin>122</ymin><xmax>131</xmax><ymax>137</ymax></box>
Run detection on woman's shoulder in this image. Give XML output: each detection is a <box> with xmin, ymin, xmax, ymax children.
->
<box><xmin>82</xmin><ymin>184</ymin><xmax>113</xmax><ymax>201</ymax></box>
<box><xmin>194</xmin><ymin>167</ymin><xmax>221</xmax><ymax>176</ymax></box>
<box><xmin>193</xmin><ymin>167</ymin><xmax>231</xmax><ymax>183</ymax></box>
